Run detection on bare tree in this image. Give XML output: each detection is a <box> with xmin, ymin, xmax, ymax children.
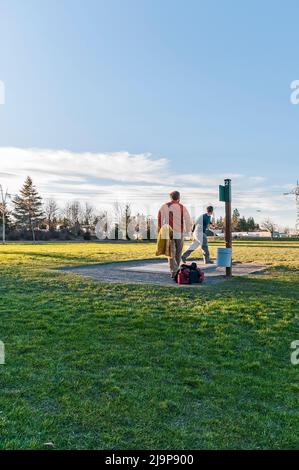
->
<box><xmin>0</xmin><ymin>185</ymin><xmax>12</xmax><ymax>244</ymax></box>
<box><xmin>112</xmin><ymin>201</ymin><xmax>132</xmax><ymax>240</ymax></box>
<box><xmin>64</xmin><ymin>201</ymin><xmax>82</xmax><ymax>226</ymax></box>
<box><xmin>261</xmin><ymin>218</ymin><xmax>278</xmax><ymax>239</ymax></box>
<box><xmin>112</xmin><ymin>201</ymin><xmax>122</xmax><ymax>222</ymax></box>
<box><xmin>62</xmin><ymin>201</ymin><xmax>83</xmax><ymax>238</ymax></box>
<box><xmin>131</xmin><ymin>213</ymin><xmax>148</xmax><ymax>240</ymax></box>
<box><xmin>44</xmin><ymin>198</ymin><xmax>59</xmax><ymax>230</ymax></box>
<box><xmin>124</xmin><ymin>203</ymin><xmax>131</xmax><ymax>240</ymax></box>
<box><xmin>82</xmin><ymin>202</ymin><xmax>95</xmax><ymax>226</ymax></box>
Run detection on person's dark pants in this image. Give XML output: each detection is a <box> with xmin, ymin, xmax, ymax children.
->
<box><xmin>168</xmin><ymin>237</ymin><xmax>184</xmax><ymax>276</ymax></box>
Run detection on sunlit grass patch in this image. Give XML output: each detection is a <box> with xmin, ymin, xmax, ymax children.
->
<box><xmin>0</xmin><ymin>240</ymin><xmax>298</xmax><ymax>449</ymax></box>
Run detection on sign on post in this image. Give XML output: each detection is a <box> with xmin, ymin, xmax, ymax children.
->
<box><xmin>219</xmin><ymin>184</ymin><xmax>231</xmax><ymax>203</ymax></box>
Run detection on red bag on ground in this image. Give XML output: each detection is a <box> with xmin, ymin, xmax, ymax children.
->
<box><xmin>176</xmin><ymin>263</ymin><xmax>205</xmax><ymax>285</ymax></box>
<box><xmin>177</xmin><ymin>268</ymin><xmax>190</xmax><ymax>285</ymax></box>
<box><xmin>198</xmin><ymin>269</ymin><xmax>205</xmax><ymax>283</ymax></box>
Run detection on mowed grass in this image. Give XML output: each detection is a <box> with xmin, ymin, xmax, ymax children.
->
<box><xmin>0</xmin><ymin>240</ymin><xmax>298</xmax><ymax>449</ymax></box>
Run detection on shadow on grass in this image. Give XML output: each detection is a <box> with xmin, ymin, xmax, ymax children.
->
<box><xmin>212</xmin><ymin>271</ymin><xmax>299</xmax><ymax>304</ymax></box>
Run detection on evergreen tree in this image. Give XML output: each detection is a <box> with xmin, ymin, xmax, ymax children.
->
<box><xmin>13</xmin><ymin>176</ymin><xmax>44</xmax><ymax>241</ymax></box>
<box><xmin>232</xmin><ymin>208</ymin><xmax>240</xmax><ymax>230</ymax></box>
<box><xmin>237</xmin><ymin>216</ymin><xmax>248</xmax><ymax>231</ymax></box>
<box><xmin>247</xmin><ymin>217</ymin><xmax>256</xmax><ymax>231</ymax></box>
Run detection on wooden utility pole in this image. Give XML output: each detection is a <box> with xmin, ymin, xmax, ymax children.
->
<box><xmin>224</xmin><ymin>179</ymin><xmax>232</xmax><ymax>277</ymax></box>
<box><xmin>219</xmin><ymin>178</ymin><xmax>232</xmax><ymax>276</ymax></box>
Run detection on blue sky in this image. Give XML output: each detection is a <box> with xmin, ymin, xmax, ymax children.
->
<box><xmin>0</xmin><ymin>0</ymin><xmax>298</xmax><ymax>228</ymax></box>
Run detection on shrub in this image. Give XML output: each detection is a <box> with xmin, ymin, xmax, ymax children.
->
<box><xmin>83</xmin><ymin>231</ymin><xmax>91</xmax><ymax>241</ymax></box>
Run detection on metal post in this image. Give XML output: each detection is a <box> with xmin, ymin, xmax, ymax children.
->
<box><xmin>224</xmin><ymin>179</ymin><xmax>232</xmax><ymax>276</ymax></box>
<box><xmin>0</xmin><ymin>185</ymin><xmax>10</xmax><ymax>245</ymax></box>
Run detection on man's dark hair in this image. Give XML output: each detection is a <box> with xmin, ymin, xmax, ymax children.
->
<box><xmin>170</xmin><ymin>190</ymin><xmax>180</xmax><ymax>201</ymax></box>
<box><xmin>207</xmin><ymin>206</ymin><xmax>214</xmax><ymax>213</ymax></box>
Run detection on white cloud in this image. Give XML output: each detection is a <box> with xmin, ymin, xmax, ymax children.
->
<box><xmin>0</xmin><ymin>147</ymin><xmax>169</xmax><ymax>184</ymax></box>
<box><xmin>0</xmin><ymin>147</ymin><xmax>296</xmax><ymax>228</ymax></box>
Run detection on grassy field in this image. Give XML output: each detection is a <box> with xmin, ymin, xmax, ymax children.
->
<box><xmin>0</xmin><ymin>240</ymin><xmax>298</xmax><ymax>450</ymax></box>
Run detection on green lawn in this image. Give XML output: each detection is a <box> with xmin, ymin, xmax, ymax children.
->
<box><xmin>0</xmin><ymin>240</ymin><xmax>298</xmax><ymax>449</ymax></box>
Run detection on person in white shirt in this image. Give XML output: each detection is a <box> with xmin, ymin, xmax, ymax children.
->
<box><xmin>181</xmin><ymin>206</ymin><xmax>215</xmax><ymax>264</ymax></box>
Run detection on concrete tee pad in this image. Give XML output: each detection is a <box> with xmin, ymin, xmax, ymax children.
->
<box><xmin>63</xmin><ymin>259</ymin><xmax>267</xmax><ymax>287</ymax></box>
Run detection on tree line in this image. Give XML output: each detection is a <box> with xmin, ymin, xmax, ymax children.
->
<box><xmin>0</xmin><ymin>176</ymin><xmax>280</xmax><ymax>242</ymax></box>
<box><xmin>215</xmin><ymin>208</ymin><xmax>260</xmax><ymax>232</ymax></box>
<box><xmin>0</xmin><ymin>176</ymin><xmax>153</xmax><ymax>241</ymax></box>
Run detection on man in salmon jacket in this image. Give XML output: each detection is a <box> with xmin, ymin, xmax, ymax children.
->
<box><xmin>157</xmin><ymin>191</ymin><xmax>191</xmax><ymax>278</ymax></box>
